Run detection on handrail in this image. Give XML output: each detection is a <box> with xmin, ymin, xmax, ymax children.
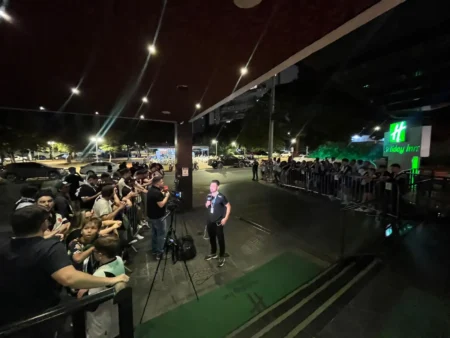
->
<box><xmin>0</xmin><ymin>284</ymin><xmax>132</xmax><ymax>338</ymax></box>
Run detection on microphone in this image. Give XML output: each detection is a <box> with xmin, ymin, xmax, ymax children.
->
<box><xmin>207</xmin><ymin>194</ymin><xmax>213</xmax><ymax>201</ymax></box>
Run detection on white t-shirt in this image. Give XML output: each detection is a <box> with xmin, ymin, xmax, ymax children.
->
<box><xmin>93</xmin><ymin>198</ymin><xmax>113</xmax><ymax>219</ymax></box>
<box><xmin>117</xmin><ymin>178</ymin><xmax>126</xmax><ymax>198</ymax></box>
<box><xmin>86</xmin><ymin>257</ymin><xmax>125</xmax><ymax>338</ymax></box>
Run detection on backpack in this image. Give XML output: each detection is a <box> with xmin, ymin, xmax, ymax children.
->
<box><xmin>177</xmin><ymin>235</ymin><xmax>197</xmax><ymax>261</ymax></box>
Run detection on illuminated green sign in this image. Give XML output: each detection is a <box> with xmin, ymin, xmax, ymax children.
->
<box><xmin>389</xmin><ymin>121</ymin><xmax>407</xmax><ymax>143</ymax></box>
<box><xmin>384</xmin><ymin>144</ymin><xmax>420</xmax><ymax>155</ymax></box>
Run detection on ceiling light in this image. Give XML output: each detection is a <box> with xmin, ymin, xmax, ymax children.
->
<box><xmin>233</xmin><ymin>0</ymin><xmax>263</xmax><ymax>9</ymax></box>
<box><xmin>240</xmin><ymin>67</ymin><xmax>248</xmax><ymax>76</ymax></box>
<box><xmin>195</xmin><ymin>103</ymin><xmax>201</xmax><ymax>109</ymax></box>
<box><xmin>95</xmin><ymin>111</ymin><xmax>99</xmax><ymax>115</ymax></box>
<box><xmin>39</xmin><ymin>106</ymin><xmax>45</xmax><ymax>111</ymax></box>
<box><xmin>147</xmin><ymin>44</ymin><xmax>156</xmax><ymax>55</ymax></box>
<box><xmin>162</xmin><ymin>111</ymin><xmax>171</xmax><ymax>115</ymax></box>
<box><xmin>71</xmin><ymin>87</ymin><xmax>80</xmax><ymax>95</ymax></box>
<box><xmin>140</xmin><ymin>115</ymin><xmax>144</xmax><ymax>119</ymax></box>
<box><xmin>142</xmin><ymin>97</ymin><xmax>148</xmax><ymax>103</ymax></box>
<box><xmin>0</xmin><ymin>8</ymin><xmax>13</xmax><ymax>23</ymax></box>
<box><xmin>374</xmin><ymin>126</ymin><xmax>380</xmax><ymax>131</ymax></box>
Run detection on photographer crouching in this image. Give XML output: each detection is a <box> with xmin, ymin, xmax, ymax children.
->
<box><xmin>205</xmin><ymin>180</ymin><xmax>231</xmax><ymax>267</ymax></box>
<box><xmin>147</xmin><ymin>176</ymin><xmax>170</xmax><ymax>260</ymax></box>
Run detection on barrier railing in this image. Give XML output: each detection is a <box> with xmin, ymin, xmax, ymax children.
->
<box><xmin>0</xmin><ymin>284</ymin><xmax>133</xmax><ymax>338</ymax></box>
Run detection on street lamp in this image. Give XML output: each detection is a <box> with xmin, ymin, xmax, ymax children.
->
<box><xmin>47</xmin><ymin>141</ymin><xmax>55</xmax><ymax>159</ymax></box>
<box><xmin>39</xmin><ymin>106</ymin><xmax>45</xmax><ymax>111</ymax></box>
<box><xmin>374</xmin><ymin>126</ymin><xmax>381</xmax><ymax>131</ymax></box>
<box><xmin>290</xmin><ymin>138</ymin><xmax>296</xmax><ymax>144</ymax></box>
<box><xmin>147</xmin><ymin>44</ymin><xmax>156</xmax><ymax>55</ymax></box>
<box><xmin>195</xmin><ymin>103</ymin><xmax>201</xmax><ymax>109</ymax></box>
<box><xmin>212</xmin><ymin>139</ymin><xmax>218</xmax><ymax>156</ymax></box>
<box><xmin>140</xmin><ymin>115</ymin><xmax>144</xmax><ymax>119</ymax></box>
<box><xmin>90</xmin><ymin>137</ymin><xmax>103</xmax><ymax>162</ymax></box>
<box><xmin>142</xmin><ymin>97</ymin><xmax>148</xmax><ymax>103</ymax></box>
<box><xmin>287</xmin><ymin>131</ymin><xmax>291</xmax><ymax>135</ymax></box>
<box><xmin>240</xmin><ymin>67</ymin><xmax>248</xmax><ymax>76</ymax></box>
<box><xmin>71</xmin><ymin>87</ymin><xmax>80</xmax><ymax>95</ymax></box>
<box><xmin>95</xmin><ymin>111</ymin><xmax>99</xmax><ymax>115</ymax></box>
<box><xmin>231</xmin><ymin>141</ymin><xmax>237</xmax><ymax>147</ymax></box>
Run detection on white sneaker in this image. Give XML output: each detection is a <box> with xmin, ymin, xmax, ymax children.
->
<box><xmin>135</xmin><ymin>234</ymin><xmax>144</xmax><ymax>240</ymax></box>
<box><xmin>128</xmin><ymin>239</ymin><xmax>138</xmax><ymax>245</ymax></box>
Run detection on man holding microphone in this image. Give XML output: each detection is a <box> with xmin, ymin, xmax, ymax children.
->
<box><xmin>205</xmin><ymin>180</ymin><xmax>231</xmax><ymax>267</ymax></box>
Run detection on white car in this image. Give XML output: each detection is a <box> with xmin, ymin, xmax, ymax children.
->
<box><xmin>79</xmin><ymin>161</ymin><xmax>120</xmax><ymax>175</ymax></box>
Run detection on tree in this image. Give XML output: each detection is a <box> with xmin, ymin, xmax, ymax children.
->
<box><xmin>52</xmin><ymin>142</ymin><xmax>72</xmax><ymax>153</ymax></box>
<box><xmin>309</xmin><ymin>141</ymin><xmax>382</xmax><ymax>160</ymax></box>
<box><xmin>0</xmin><ymin>125</ymin><xmax>45</xmax><ymax>162</ymax></box>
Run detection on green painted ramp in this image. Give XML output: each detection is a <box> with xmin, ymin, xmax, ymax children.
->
<box><xmin>136</xmin><ymin>251</ymin><xmax>323</xmax><ymax>338</ymax></box>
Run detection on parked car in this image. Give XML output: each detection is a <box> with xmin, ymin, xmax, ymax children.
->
<box><xmin>55</xmin><ymin>153</ymin><xmax>69</xmax><ymax>160</ymax></box>
<box><xmin>1</xmin><ymin>162</ymin><xmax>67</xmax><ymax>182</ymax></box>
<box><xmin>79</xmin><ymin>161</ymin><xmax>120</xmax><ymax>175</ymax></box>
<box><xmin>35</xmin><ymin>155</ymin><xmax>48</xmax><ymax>160</ymax></box>
<box><xmin>208</xmin><ymin>155</ymin><xmax>248</xmax><ymax>169</ymax></box>
<box><xmin>4</xmin><ymin>155</ymin><xmax>25</xmax><ymax>162</ymax></box>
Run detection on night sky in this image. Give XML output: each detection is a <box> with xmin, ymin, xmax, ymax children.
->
<box><xmin>0</xmin><ymin>0</ymin><xmax>379</xmax><ymax>131</ymax></box>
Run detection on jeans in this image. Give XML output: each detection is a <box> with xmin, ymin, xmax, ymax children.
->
<box><xmin>207</xmin><ymin>221</ymin><xmax>225</xmax><ymax>257</ymax></box>
<box><xmin>150</xmin><ymin>217</ymin><xmax>167</xmax><ymax>254</ymax></box>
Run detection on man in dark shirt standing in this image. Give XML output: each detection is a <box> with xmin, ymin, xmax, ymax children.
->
<box><xmin>252</xmin><ymin>159</ymin><xmax>259</xmax><ymax>181</ymax></box>
<box><xmin>54</xmin><ymin>181</ymin><xmax>73</xmax><ymax>220</ymax></box>
<box><xmin>147</xmin><ymin>176</ymin><xmax>170</xmax><ymax>259</ymax></box>
<box><xmin>65</xmin><ymin>167</ymin><xmax>83</xmax><ymax>201</ymax></box>
<box><xmin>0</xmin><ymin>206</ymin><xmax>129</xmax><ymax>337</ymax></box>
<box><xmin>205</xmin><ymin>180</ymin><xmax>231</xmax><ymax>267</ymax></box>
<box><xmin>76</xmin><ymin>174</ymin><xmax>101</xmax><ymax>211</ymax></box>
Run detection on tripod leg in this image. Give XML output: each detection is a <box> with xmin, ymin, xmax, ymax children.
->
<box><xmin>182</xmin><ymin>259</ymin><xmax>199</xmax><ymax>301</ymax></box>
<box><xmin>139</xmin><ymin>256</ymin><xmax>163</xmax><ymax>324</ymax></box>
<box><xmin>161</xmin><ymin>239</ymin><xmax>170</xmax><ymax>281</ymax></box>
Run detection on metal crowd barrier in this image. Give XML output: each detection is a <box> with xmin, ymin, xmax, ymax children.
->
<box><xmin>122</xmin><ymin>191</ymin><xmax>148</xmax><ymax>251</ymax></box>
<box><xmin>0</xmin><ymin>284</ymin><xmax>133</xmax><ymax>338</ymax></box>
<box><xmin>279</xmin><ymin>167</ymin><xmax>450</xmax><ymax>221</ymax></box>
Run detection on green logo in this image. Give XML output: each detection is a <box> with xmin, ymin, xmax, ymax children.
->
<box><xmin>390</xmin><ymin>121</ymin><xmax>407</xmax><ymax>143</ymax></box>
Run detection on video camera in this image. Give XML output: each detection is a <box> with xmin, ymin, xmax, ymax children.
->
<box><xmin>164</xmin><ymin>185</ymin><xmax>182</xmax><ymax>211</ymax></box>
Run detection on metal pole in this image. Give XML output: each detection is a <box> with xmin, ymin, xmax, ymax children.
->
<box><xmin>216</xmin><ymin>142</ymin><xmax>218</xmax><ymax>157</ymax></box>
<box><xmin>95</xmin><ymin>141</ymin><xmax>98</xmax><ymax>162</ymax></box>
<box><xmin>268</xmin><ymin>76</ymin><xmax>275</xmax><ymax>161</ymax></box>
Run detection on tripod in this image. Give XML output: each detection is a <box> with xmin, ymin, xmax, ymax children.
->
<box><xmin>139</xmin><ymin>208</ymin><xmax>199</xmax><ymax>324</ymax></box>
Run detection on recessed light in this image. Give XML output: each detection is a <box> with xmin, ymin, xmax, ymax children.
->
<box><xmin>234</xmin><ymin>0</ymin><xmax>263</xmax><ymax>9</ymax></box>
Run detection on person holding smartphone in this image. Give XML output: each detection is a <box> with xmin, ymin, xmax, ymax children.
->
<box><xmin>205</xmin><ymin>180</ymin><xmax>231</xmax><ymax>267</ymax></box>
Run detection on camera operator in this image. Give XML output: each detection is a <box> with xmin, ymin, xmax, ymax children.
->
<box><xmin>147</xmin><ymin>176</ymin><xmax>170</xmax><ymax>260</ymax></box>
<box><xmin>0</xmin><ymin>206</ymin><xmax>129</xmax><ymax>337</ymax></box>
<box><xmin>205</xmin><ymin>180</ymin><xmax>231</xmax><ymax>267</ymax></box>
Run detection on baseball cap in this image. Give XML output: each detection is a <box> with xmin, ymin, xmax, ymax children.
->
<box><xmin>55</xmin><ymin>181</ymin><xmax>71</xmax><ymax>190</ymax></box>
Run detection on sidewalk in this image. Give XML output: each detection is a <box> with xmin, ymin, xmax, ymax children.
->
<box><xmin>128</xmin><ymin>204</ymin><xmax>330</xmax><ymax>325</ymax></box>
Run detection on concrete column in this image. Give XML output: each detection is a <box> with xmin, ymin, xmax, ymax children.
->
<box><xmin>268</xmin><ymin>76</ymin><xmax>275</xmax><ymax>161</ymax></box>
<box><xmin>174</xmin><ymin>122</ymin><xmax>193</xmax><ymax>211</ymax></box>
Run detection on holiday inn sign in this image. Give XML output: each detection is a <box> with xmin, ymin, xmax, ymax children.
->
<box><xmin>385</xmin><ymin>120</ymin><xmax>421</xmax><ymax>155</ymax></box>
<box><xmin>389</xmin><ymin>121</ymin><xmax>407</xmax><ymax>143</ymax></box>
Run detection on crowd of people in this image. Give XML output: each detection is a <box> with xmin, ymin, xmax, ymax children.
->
<box><xmin>1</xmin><ymin>161</ymin><xmax>167</xmax><ymax>337</ymax></box>
<box><xmin>252</xmin><ymin>157</ymin><xmax>409</xmax><ymax>214</ymax></box>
